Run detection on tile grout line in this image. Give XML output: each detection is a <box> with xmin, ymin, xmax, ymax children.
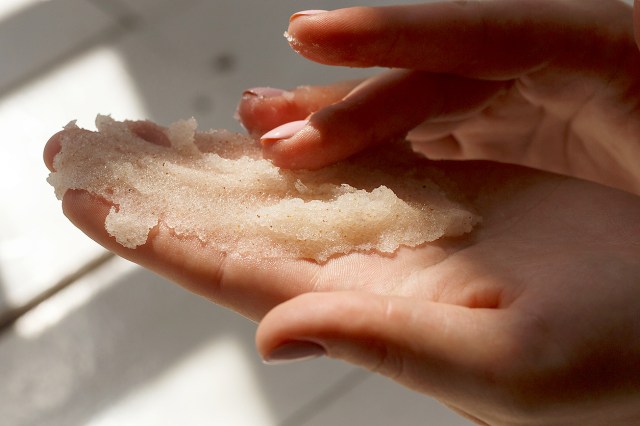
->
<box><xmin>0</xmin><ymin>251</ymin><xmax>115</xmax><ymax>334</ymax></box>
<box><xmin>278</xmin><ymin>368</ymin><xmax>370</xmax><ymax>426</ymax></box>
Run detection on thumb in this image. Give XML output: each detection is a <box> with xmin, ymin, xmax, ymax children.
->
<box><xmin>257</xmin><ymin>291</ymin><xmax>503</xmax><ymax>398</ymax></box>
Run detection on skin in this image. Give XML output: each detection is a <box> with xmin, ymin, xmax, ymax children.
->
<box><xmin>45</xmin><ymin>1</ymin><xmax>640</xmax><ymax>424</ymax></box>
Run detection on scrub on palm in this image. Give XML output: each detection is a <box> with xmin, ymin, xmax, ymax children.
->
<box><xmin>47</xmin><ymin>116</ymin><xmax>479</xmax><ymax>262</ymax></box>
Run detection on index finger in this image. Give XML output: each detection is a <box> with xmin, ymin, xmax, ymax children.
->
<box><xmin>287</xmin><ymin>0</ymin><xmax>634</xmax><ymax>78</ymax></box>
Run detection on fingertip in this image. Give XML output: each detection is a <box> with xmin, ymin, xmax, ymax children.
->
<box><xmin>242</xmin><ymin>87</ymin><xmax>287</xmax><ymax>98</ymax></box>
<box><xmin>261</xmin><ymin>340</ymin><xmax>326</xmax><ymax>365</ymax></box>
<box><xmin>44</xmin><ymin>131</ymin><xmax>64</xmax><ymax>171</ymax></box>
<box><xmin>285</xmin><ymin>8</ymin><xmax>347</xmax><ymax>64</ymax></box>
<box><xmin>257</xmin><ymin>292</ymin><xmax>407</xmax><ymax>373</ymax></box>
<box><xmin>238</xmin><ymin>80</ymin><xmax>361</xmax><ymax>139</ymax></box>
<box><xmin>237</xmin><ymin>88</ymin><xmax>303</xmax><ymax>137</ymax></box>
<box><xmin>261</xmin><ymin>121</ymin><xmax>347</xmax><ymax>170</ymax></box>
<box><xmin>289</xmin><ymin>10</ymin><xmax>328</xmax><ymax>23</ymax></box>
<box><xmin>256</xmin><ymin>292</ymin><xmax>343</xmax><ymax>360</ymax></box>
<box><xmin>260</xmin><ymin>119</ymin><xmax>308</xmax><ymax>145</ymax></box>
<box><xmin>44</xmin><ymin>128</ymin><xmax>93</xmax><ymax>172</ymax></box>
<box><xmin>286</xmin><ymin>6</ymin><xmax>391</xmax><ymax>67</ymax></box>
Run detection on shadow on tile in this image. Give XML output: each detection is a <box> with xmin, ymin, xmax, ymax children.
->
<box><xmin>0</xmin><ymin>264</ymin><xmax>356</xmax><ymax>426</ymax></box>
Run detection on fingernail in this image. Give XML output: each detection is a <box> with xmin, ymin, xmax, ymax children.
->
<box><xmin>260</xmin><ymin>120</ymin><xmax>308</xmax><ymax>144</ymax></box>
<box><xmin>263</xmin><ymin>341</ymin><xmax>326</xmax><ymax>365</ymax></box>
<box><xmin>243</xmin><ymin>87</ymin><xmax>287</xmax><ymax>99</ymax></box>
<box><xmin>290</xmin><ymin>10</ymin><xmax>328</xmax><ymax>22</ymax></box>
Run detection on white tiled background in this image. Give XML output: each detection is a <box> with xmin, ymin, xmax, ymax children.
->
<box><xmin>10</xmin><ymin>0</ymin><xmax>633</xmax><ymax>424</ymax></box>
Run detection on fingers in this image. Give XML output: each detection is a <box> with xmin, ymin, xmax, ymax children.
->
<box><xmin>257</xmin><ymin>291</ymin><xmax>503</xmax><ymax>399</ymax></box>
<box><xmin>287</xmin><ymin>1</ymin><xmax>632</xmax><ymax>78</ymax></box>
<box><xmin>236</xmin><ymin>80</ymin><xmax>360</xmax><ymax>137</ymax></box>
<box><xmin>44</xmin><ymin>131</ymin><xmax>63</xmax><ymax>171</ymax></box>
<box><xmin>260</xmin><ymin>71</ymin><xmax>505</xmax><ymax>169</ymax></box>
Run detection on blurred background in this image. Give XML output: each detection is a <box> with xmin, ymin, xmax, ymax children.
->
<box><xmin>6</xmin><ymin>0</ymin><xmax>631</xmax><ymax>425</ymax></box>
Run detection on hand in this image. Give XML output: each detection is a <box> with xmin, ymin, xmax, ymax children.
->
<box><xmin>238</xmin><ymin>0</ymin><xmax>640</xmax><ymax>196</ymax></box>
<box><xmin>45</xmin><ymin>126</ymin><xmax>640</xmax><ymax>425</ymax></box>
<box><xmin>45</xmin><ymin>1</ymin><xmax>640</xmax><ymax>424</ymax></box>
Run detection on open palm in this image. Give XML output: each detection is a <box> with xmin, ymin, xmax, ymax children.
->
<box><xmin>45</xmin><ymin>132</ymin><xmax>640</xmax><ymax>424</ymax></box>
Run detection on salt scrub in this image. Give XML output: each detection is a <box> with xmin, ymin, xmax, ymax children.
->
<box><xmin>48</xmin><ymin>116</ymin><xmax>480</xmax><ymax>262</ymax></box>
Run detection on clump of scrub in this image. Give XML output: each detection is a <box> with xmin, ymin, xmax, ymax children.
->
<box><xmin>48</xmin><ymin>116</ymin><xmax>479</xmax><ymax>262</ymax></box>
